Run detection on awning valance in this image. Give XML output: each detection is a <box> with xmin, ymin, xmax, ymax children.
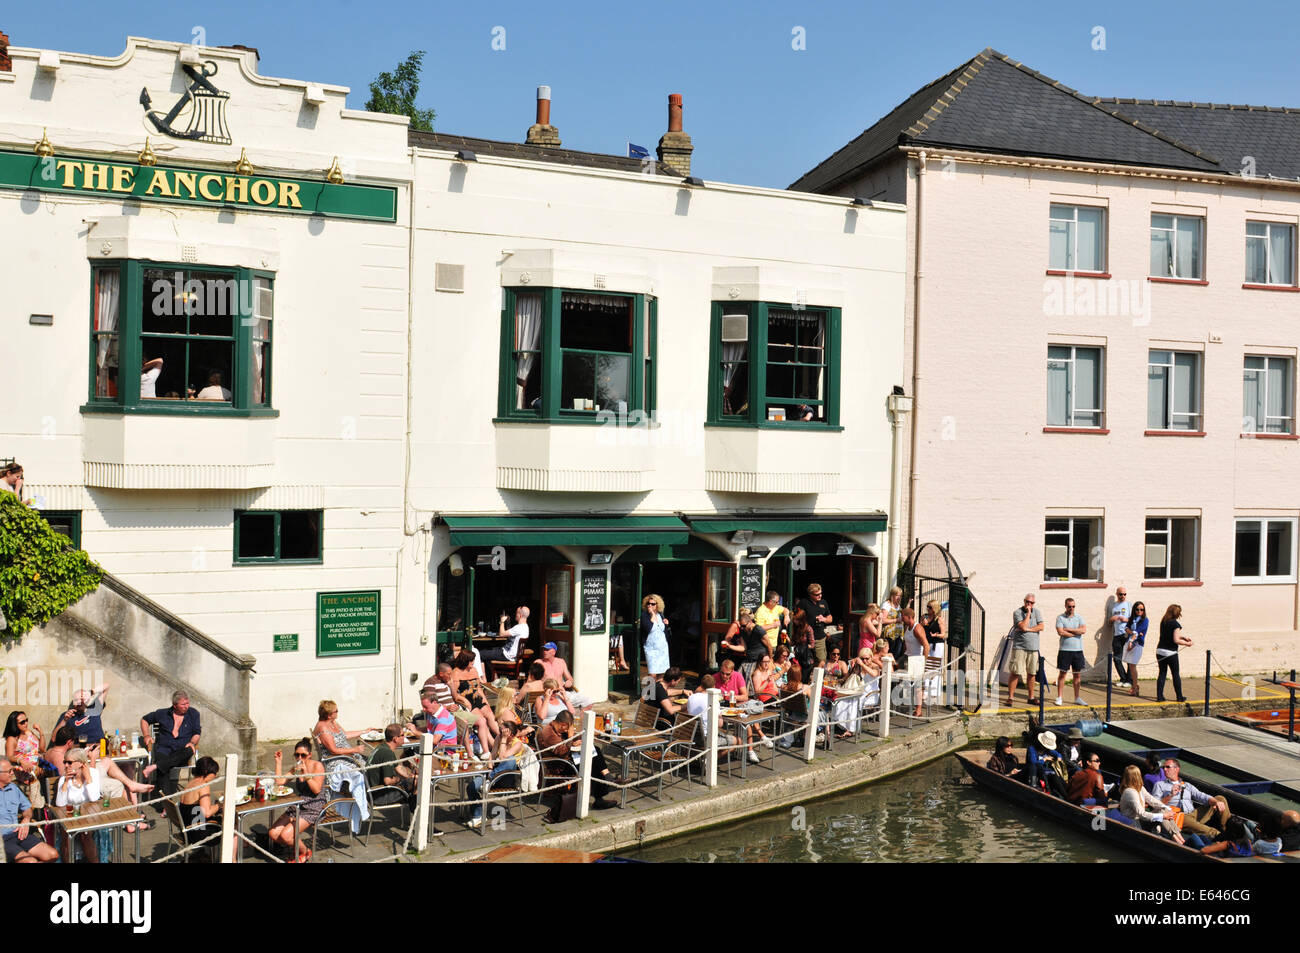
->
<box><xmin>686</xmin><ymin>514</ymin><xmax>888</xmax><ymax>535</ymax></box>
<box><xmin>440</xmin><ymin>515</ymin><xmax>689</xmax><ymax>547</ymax></box>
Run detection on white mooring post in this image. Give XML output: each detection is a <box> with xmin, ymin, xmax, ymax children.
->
<box><xmin>577</xmin><ymin>709</ymin><xmax>595</xmax><ymax>819</ymax></box>
<box><xmin>706</xmin><ymin>687</ymin><xmax>721</xmax><ymax>787</ymax></box>
<box><xmin>804</xmin><ymin>666</ymin><xmax>825</xmax><ymax>762</ymax></box>
<box><xmin>219</xmin><ymin>753</ymin><xmax>239</xmax><ymax>862</ymax></box>
<box><xmin>880</xmin><ymin>657</ymin><xmax>893</xmax><ymax>738</ymax></box>
<box><xmin>415</xmin><ymin>731</ymin><xmax>433</xmax><ymax>852</ymax></box>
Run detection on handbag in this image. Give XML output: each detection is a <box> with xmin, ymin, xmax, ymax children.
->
<box><xmin>840</xmin><ymin>674</ymin><xmax>864</xmax><ymax>694</ymax></box>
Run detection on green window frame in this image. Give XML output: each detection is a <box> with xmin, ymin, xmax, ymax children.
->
<box><xmin>496</xmin><ymin>288</ymin><xmax>657</xmax><ymax>423</ymax></box>
<box><xmin>39</xmin><ymin>510</ymin><xmax>82</xmax><ymax>550</ymax></box>
<box><xmin>233</xmin><ymin>509</ymin><xmax>323</xmax><ymax>564</ymax></box>
<box><xmin>706</xmin><ymin>301</ymin><xmax>842</xmax><ymax>428</ymax></box>
<box><xmin>83</xmin><ymin>260</ymin><xmax>277</xmax><ymax>417</ymax></box>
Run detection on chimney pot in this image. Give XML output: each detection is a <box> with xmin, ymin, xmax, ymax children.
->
<box><xmin>526</xmin><ymin>84</ymin><xmax>561</xmax><ymax>147</ymax></box>
<box><xmin>0</xmin><ymin>31</ymin><xmax>11</xmax><ymax>73</ymax></box>
<box><xmin>657</xmin><ymin>93</ymin><xmax>694</xmax><ymax>177</ymax></box>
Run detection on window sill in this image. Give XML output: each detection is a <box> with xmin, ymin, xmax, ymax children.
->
<box><xmin>1045</xmin><ymin>270</ymin><xmax>1111</xmax><ymax>279</ymax></box>
<box><xmin>705</xmin><ymin>421</ymin><xmax>846</xmax><ymax>433</ymax></box>
<box><xmin>1147</xmin><ymin>277</ymin><xmax>1208</xmax><ymax>286</ymax></box>
<box><xmin>1232</xmin><ymin>577</ymin><xmax>1298</xmax><ymax>586</ymax></box>
<box><xmin>492</xmin><ymin>415</ymin><xmax>652</xmax><ymax>427</ymax></box>
<box><xmin>233</xmin><ymin>559</ymin><xmax>324</xmax><ymax>566</ymax></box>
<box><xmin>1241</xmin><ymin>283</ymin><xmax>1300</xmax><ymax>292</ymax></box>
<box><xmin>1040</xmin><ymin>581</ymin><xmax>1107</xmax><ymax>589</ymax></box>
<box><xmin>1144</xmin><ymin>430</ymin><xmax>1206</xmax><ymax>437</ymax></box>
<box><xmin>81</xmin><ymin>403</ymin><xmax>280</xmax><ymax>419</ymax></box>
<box><xmin>1141</xmin><ymin>580</ymin><xmax>1203</xmax><ymax>588</ymax></box>
<box><xmin>1042</xmin><ymin>427</ymin><xmax>1110</xmax><ymax>435</ymax></box>
<box><xmin>1240</xmin><ymin>432</ymin><xmax>1299</xmax><ymax>440</ymax></box>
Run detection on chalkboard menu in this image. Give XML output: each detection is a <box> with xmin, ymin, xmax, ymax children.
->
<box><xmin>580</xmin><ymin>570</ymin><xmax>607</xmax><ymax>635</ymax></box>
<box><xmin>740</xmin><ymin>564</ymin><xmax>764</xmax><ymax>612</ymax></box>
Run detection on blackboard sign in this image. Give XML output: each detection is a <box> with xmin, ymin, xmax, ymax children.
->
<box><xmin>316</xmin><ymin>590</ymin><xmax>382</xmax><ymax>657</ymax></box>
<box><xmin>740</xmin><ymin>565</ymin><xmax>763</xmax><ymax>612</ymax></box>
<box><xmin>579</xmin><ymin>570</ymin><xmax>607</xmax><ymax>635</ymax></box>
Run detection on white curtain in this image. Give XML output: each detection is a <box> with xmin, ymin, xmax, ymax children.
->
<box><xmin>95</xmin><ymin>270</ymin><xmax>120</xmax><ymax>395</ymax></box>
<box><xmin>1270</xmin><ymin>225</ymin><xmax>1294</xmax><ymax>285</ymax></box>
<box><xmin>253</xmin><ymin>343</ymin><xmax>265</xmax><ymax>404</ymax></box>
<box><xmin>720</xmin><ymin>342</ymin><xmax>745</xmax><ymax>413</ymax></box>
<box><xmin>514</xmin><ymin>294</ymin><xmax>543</xmax><ymax>408</ymax></box>
<box><xmin>1046</xmin><ymin>347</ymin><xmax>1070</xmax><ymax>426</ymax></box>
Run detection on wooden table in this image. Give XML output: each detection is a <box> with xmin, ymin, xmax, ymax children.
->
<box><xmin>60</xmin><ymin>795</ymin><xmax>142</xmax><ymax>863</ymax></box>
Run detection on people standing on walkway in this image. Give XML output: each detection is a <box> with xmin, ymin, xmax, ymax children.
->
<box><xmin>881</xmin><ymin>587</ymin><xmax>905</xmax><ymax>658</ymax></box>
<box><xmin>640</xmin><ymin>594</ymin><xmax>671</xmax><ymax>681</ymax></box>
<box><xmin>795</xmin><ymin>582</ymin><xmax>835</xmax><ymax>663</ymax></box>
<box><xmin>1007</xmin><ymin>594</ymin><xmax>1043</xmax><ymax>707</ymax></box>
<box><xmin>1155</xmin><ymin>605</ymin><xmax>1191</xmax><ymax>703</ymax></box>
<box><xmin>718</xmin><ymin>608</ymin><xmax>753</xmax><ymax>668</ymax></box>
<box><xmin>754</xmin><ymin>590</ymin><xmax>790</xmax><ymax>654</ymax></box>
<box><xmin>1107</xmin><ymin>586</ymin><xmax>1132</xmax><ymax>686</ymax></box>
<box><xmin>858</xmin><ymin>603</ymin><xmax>882</xmax><ymax>652</ymax></box>
<box><xmin>922</xmin><ymin>600</ymin><xmax>945</xmax><ymax>702</ymax></box>
<box><xmin>902</xmin><ymin>607</ymin><xmax>930</xmax><ymax>717</ymax></box>
<box><xmin>1054</xmin><ymin>599</ymin><xmax>1087</xmax><ymax>706</ymax></box>
<box><xmin>1122</xmin><ymin>602</ymin><xmax>1148</xmax><ymax>696</ymax></box>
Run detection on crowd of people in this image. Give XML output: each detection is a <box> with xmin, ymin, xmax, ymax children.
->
<box><xmin>1006</xmin><ymin>586</ymin><xmax>1195</xmax><ymax>706</ymax></box>
<box><xmin>987</xmin><ymin>730</ymin><xmax>1300</xmax><ymax>857</ymax></box>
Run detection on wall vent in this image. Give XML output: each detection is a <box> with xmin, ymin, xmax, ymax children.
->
<box><xmin>435</xmin><ymin>263</ymin><xmax>465</xmax><ymax>293</ymax></box>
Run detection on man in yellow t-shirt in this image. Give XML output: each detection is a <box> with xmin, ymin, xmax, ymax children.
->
<box><xmin>754</xmin><ymin>591</ymin><xmax>790</xmax><ymax>652</ymax></box>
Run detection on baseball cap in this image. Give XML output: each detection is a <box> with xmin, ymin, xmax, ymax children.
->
<box><xmin>543</xmin><ymin>641</ymin><xmax>557</xmax><ymax>651</ymax></box>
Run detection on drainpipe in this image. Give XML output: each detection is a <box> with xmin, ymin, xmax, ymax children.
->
<box><xmin>906</xmin><ymin>151</ymin><xmax>927</xmax><ymax>566</ymax></box>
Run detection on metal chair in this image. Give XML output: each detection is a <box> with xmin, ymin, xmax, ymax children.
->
<box><xmin>161</xmin><ymin>798</ymin><xmax>218</xmax><ymax>863</ymax></box>
<box><xmin>362</xmin><ymin>782</ymin><xmax>410</xmax><ymax>846</ymax></box>
<box><xmin>631</xmin><ymin>713</ymin><xmax>695</xmax><ymax>801</ymax></box>
<box><xmin>309</xmin><ymin>796</ymin><xmax>356</xmax><ymax>859</ymax></box>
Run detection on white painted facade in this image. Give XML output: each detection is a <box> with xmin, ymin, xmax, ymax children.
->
<box><xmin>1</xmin><ymin>38</ymin><xmax>411</xmax><ymax>736</ymax></box>
<box><xmin>1</xmin><ymin>35</ymin><xmax>906</xmax><ymax>739</ymax></box>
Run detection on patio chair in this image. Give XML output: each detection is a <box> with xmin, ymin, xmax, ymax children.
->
<box><xmin>631</xmin><ymin>713</ymin><xmax>695</xmax><ymax>801</ymax></box>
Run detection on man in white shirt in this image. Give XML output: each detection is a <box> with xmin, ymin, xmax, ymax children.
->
<box><xmin>195</xmin><ymin>370</ymin><xmax>232</xmax><ymax>401</ymax></box>
<box><xmin>1107</xmin><ymin>586</ymin><xmax>1132</xmax><ymax>687</ymax></box>
<box><xmin>140</xmin><ymin>357</ymin><xmax>164</xmax><ymax>398</ymax></box>
<box><xmin>480</xmin><ymin>606</ymin><xmax>530</xmax><ymax>665</ymax></box>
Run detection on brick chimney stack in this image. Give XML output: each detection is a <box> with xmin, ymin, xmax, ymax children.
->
<box><xmin>526</xmin><ymin>86</ymin><xmax>561</xmax><ymax>147</ymax></box>
<box><xmin>0</xmin><ymin>32</ymin><xmax>12</xmax><ymax>73</ymax></box>
<box><xmin>657</xmin><ymin>93</ymin><xmax>694</xmax><ymax>176</ymax></box>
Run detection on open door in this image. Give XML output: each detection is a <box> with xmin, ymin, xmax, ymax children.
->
<box><xmin>541</xmin><ymin>563</ymin><xmax>575</xmax><ymax>661</ymax></box>
<box><xmin>844</xmin><ymin>554</ymin><xmax>878</xmax><ymax>639</ymax></box>
<box><xmin>609</xmin><ymin>561</ymin><xmax>642</xmax><ymax>693</ymax></box>
<box><xmin>701</xmin><ymin>560</ymin><xmax>737</xmax><ymax>670</ymax></box>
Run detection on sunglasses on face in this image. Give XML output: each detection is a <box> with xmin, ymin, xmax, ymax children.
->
<box><xmin>295</xmin><ymin>752</ymin><xmax>309</xmax><ymax>759</ymax></box>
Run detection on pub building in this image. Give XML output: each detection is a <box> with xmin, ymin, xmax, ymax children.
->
<box><xmin>2</xmin><ymin>33</ymin><xmax>907</xmax><ymax>739</ymax></box>
<box><xmin>404</xmin><ymin>87</ymin><xmax>907</xmax><ymax>698</ymax></box>
<box><xmin>1</xmin><ymin>35</ymin><xmax>413</xmax><ymax>739</ymax></box>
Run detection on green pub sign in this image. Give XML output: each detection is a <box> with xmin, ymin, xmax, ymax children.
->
<box><xmin>316</xmin><ymin>590</ymin><xmax>381</xmax><ymax>657</ymax></box>
<box><xmin>272</xmin><ymin>632</ymin><xmax>299</xmax><ymax>653</ymax></box>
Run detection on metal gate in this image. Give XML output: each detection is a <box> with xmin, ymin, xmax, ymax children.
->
<box><xmin>897</xmin><ymin>541</ymin><xmax>988</xmax><ymax>710</ymax></box>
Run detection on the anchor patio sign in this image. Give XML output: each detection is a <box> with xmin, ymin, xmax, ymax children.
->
<box><xmin>140</xmin><ymin>61</ymin><xmax>232</xmax><ymax>145</ymax></box>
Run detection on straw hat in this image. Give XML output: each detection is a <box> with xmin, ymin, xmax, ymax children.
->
<box><xmin>1036</xmin><ymin>730</ymin><xmax>1058</xmax><ymax>751</ymax></box>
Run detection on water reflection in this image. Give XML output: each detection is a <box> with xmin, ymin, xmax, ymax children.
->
<box><xmin>634</xmin><ymin>757</ymin><xmax>1133</xmax><ymax>863</ymax></box>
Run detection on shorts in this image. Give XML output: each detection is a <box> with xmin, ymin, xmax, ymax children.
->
<box><xmin>1056</xmin><ymin>650</ymin><xmax>1086</xmax><ymax>673</ymax></box>
<box><xmin>814</xmin><ymin>638</ymin><xmax>828</xmax><ymax>663</ymax></box>
<box><xmin>1009</xmin><ymin>648</ymin><xmax>1039</xmax><ymax>678</ymax></box>
<box><xmin>3</xmin><ymin>830</ymin><xmax>45</xmax><ymax>862</ymax></box>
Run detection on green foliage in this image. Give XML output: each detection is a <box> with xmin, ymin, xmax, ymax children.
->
<box><xmin>0</xmin><ymin>493</ymin><xmax>102</xmax><ymax>639</ymax></box>
<box><xmin>365</xmin><ymin>50</ymin><xmax>436</xmax><ymax>132</ymax></box>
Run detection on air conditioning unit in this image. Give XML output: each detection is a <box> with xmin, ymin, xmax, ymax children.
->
<box><xmin>721</xmin><ymin>313</ymin><xmax>748</xmax><ymax>342</ymax></box>
<box><xmin>1145</xmin><ymin>543</ymin><xmax>1167</xmax><ymax>569</ymax></box>
<box><xmin>1044</xmin><ymin>545</ymin><xmax>1069</xmax><ymax>572</ymax></box>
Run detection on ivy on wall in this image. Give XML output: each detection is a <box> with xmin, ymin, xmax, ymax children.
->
<box><xmin>0</xmin><ymin>493</ymin><xmax>102</xmax><ymax>639</ymax></box>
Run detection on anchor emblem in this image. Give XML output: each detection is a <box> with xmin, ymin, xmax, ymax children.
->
<box><xmin>140</xmin><ymin>62</ymin><xmax>232</xmax><ymax>145</ymax></box>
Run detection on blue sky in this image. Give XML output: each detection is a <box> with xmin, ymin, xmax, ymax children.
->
<box><xmin>5</xmin><ymin>0</ymin><xmax>1299</xmax><ymax>188</ymax></box>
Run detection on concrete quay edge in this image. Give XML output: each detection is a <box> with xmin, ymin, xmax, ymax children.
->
<box><xmin>435</xmin><ymin>717</ymin><xmax>968</xmax><ymax>862</ymax></box>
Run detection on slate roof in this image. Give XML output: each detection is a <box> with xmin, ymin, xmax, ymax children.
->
<box><xmin>790</xmin><ymin>48</ymin><xmax>1295</xmax><ymax>192</ymax></box>
<box><xmin>408</xmin><ymin>130</ymin><xmax>678</xmax><ymax>176</ymax></box>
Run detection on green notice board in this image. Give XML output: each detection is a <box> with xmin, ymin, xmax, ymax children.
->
<box><xmin>316</xmin><ymin>590</ymin><xmax>381</xmax><ymax>657</ymax></box>
<box><xmin>272</xmin><ymin>633</ymin><xmax>299</xmax><ymax>653</ymax></box>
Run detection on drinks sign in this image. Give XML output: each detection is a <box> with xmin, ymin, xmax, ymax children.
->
<box><xmin>0</xmin><ymin>150</ymin><xmax>397</xmax><ymax>222</ymax></box>
<box><xmin>579</xmin><ymin>570</ymin><xmax>606</xmax><ymax>636</ymax></box>
<box><xmin>740</xmin><ymin>565</ymin><xmax>764</xmax><ymax>612</ymax></box>
<box><xmin>316</xmin><ymin>590</ymin><xmax>382</xmax><ymax>657</ymax></box>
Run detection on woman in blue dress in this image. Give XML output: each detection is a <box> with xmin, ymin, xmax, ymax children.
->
<box><xmin>1122</xmin><ymin>601</ymin><xmax>1148</xmax><ymax>696</ymax></box>
<box><xmin>640</xmin><ymin>593</ymin><xmax>671</xmax><ymax>682</ymax></box>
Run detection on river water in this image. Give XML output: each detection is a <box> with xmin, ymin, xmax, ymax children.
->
<box><xmin>633</xmin><ymin>754</ymin><xmax>1135</xmax><ymax>863</ymax></box>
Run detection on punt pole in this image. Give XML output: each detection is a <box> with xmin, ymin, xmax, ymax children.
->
<box><xmin>1203</xmin><ymin>650</ymin><xmax>1211</xmax><ymax>718</ymax></box>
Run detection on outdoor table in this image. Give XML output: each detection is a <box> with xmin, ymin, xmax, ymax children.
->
<box><xmin>608</xmin><ymin>726</ymin><xmax>675</xmax><ymax>807</ymax></box>
<box><xmin>428</xmin><ymin>760</ymin><xmax>492</xmax><ymax>836</ymax></box>
<box><xmin>721</xmin><ymin>709</ymin><xmax>781</xmax><ymax>779</ymax></box>
<box><xmin>234</xmin><ymin>792</ymin><xmax>304</xmax><ymax>862</ymax></box>
<box><xmin>60</xmin><ymin>795</ymin><xmax>141</xmax><ymax>863</ymax></box>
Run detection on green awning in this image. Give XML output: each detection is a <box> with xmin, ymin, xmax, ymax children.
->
<box><xmin>442</xmin><ymin>515</ymin><xmax>690</xmax><ymax>547</ymax></box>
<box><xmin>686</xmin><ymin>514</ymin><xmax>888</xmax><ymax>535</ymax></box>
